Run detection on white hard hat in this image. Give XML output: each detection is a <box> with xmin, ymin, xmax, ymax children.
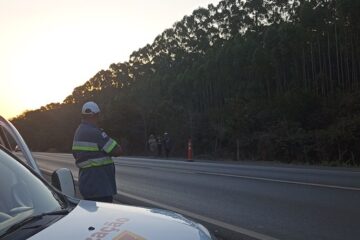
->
<box><xmin>82</xmin><ymin>101</ymin><xmax>100</xmax><ymax>115</ymax></box>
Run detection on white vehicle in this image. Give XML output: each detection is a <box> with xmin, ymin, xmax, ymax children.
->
<box><xmin>0</xmin><ymin>116</ymin><xmax>215</xmax><ymax>240</ymax></box>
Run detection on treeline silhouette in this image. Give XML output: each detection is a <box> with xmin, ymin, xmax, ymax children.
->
<box><xmin>12</xmin><ymin>0</ymin><xmax>360</xmax><ymax>165</ymax></box>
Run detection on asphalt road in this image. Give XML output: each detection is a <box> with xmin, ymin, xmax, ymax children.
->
<box><xmin>32</xmin><ymin>152</ymin><xmax>360</xmax><ymax>240</ymax></box>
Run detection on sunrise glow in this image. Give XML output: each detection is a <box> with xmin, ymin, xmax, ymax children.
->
<box><xmin>0</xmin><ymin>0</ymin><xmax>220</xmax><ymax>119</ymax></box>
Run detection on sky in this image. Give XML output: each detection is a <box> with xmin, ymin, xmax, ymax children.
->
<box><xmin>0</xmin><ymin>0</ymin><xmax>221</xmax><ymax>119</ymax></box>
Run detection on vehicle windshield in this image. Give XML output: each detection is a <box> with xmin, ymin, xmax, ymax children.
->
<box><xmin>0</xmin><ymin>147</ymin><xmax>66</xmax><ymax>236</ymax></box>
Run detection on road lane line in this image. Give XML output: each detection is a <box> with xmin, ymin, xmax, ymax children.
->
<box><xmin>117</xmin><ymin>162</ymin><xmax>195</xmax><ymax>174</ymax></box>
<box><xmin>197</xmin><ymin>172</ymin><xmax>360</xmax><ymax>191</ymax></box>
<box><xmin>116</xmin><ymin>190</ymin><xmax>281</xmax><ymax>240</ymax></box>
<box><xmin>39</xmin><ymin>155</ymin><xmax>360</xmax><ymax>192</ymax></box>
<box><xmin>116</xmin><ymin>162</ymin><xmax>360</xmax><ymax>191</ymax></box>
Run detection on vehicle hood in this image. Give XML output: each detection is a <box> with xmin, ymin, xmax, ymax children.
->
<box><xmin>29</xmin><ymin>200</ymin><xmax>212</xmax><ymax>240</ymax></box>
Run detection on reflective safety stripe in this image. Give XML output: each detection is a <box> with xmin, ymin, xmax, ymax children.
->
<box><xmin>77</xmin><ymin>157</ymin><xmax>114</xmax><ymax>168</ymax></box>
<box><xmin>72</xmin><ymin>141</ymin><xmax>99</xmax><ymax>151</ymax></box>
<box><xmin>102</xmin><ymin>138</ymin><xmax>118</xmax><ymax>153</ymax></box>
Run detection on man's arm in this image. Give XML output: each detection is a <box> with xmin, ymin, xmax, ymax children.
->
<box><xmin>97</xmin><ymin>130</ymin><xmax>123</xmax><ymax>157</ymax></box>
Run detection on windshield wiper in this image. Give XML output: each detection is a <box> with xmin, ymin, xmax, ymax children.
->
<box><xmin>39</xmin><ymin>209</ymin><xmax>70</xmax><ymax>216</ymax></box>
<box><xmin>0</xmin><ymin>209</ymin><xmax>70</xmax><ymax>238</ymax></box>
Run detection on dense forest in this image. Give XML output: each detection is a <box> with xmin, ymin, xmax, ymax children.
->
<box><xmin>12</xmin><ymin>0</ymin><xmax>360</xmax><ymax>166</ymax></box>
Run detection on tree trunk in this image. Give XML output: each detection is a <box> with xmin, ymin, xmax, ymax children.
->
<box><xmin>310</xmin><ymin>43</ymin><xmax>317</xmax><ymax>93</ymax></box>
<box><xmin>351</xmin><ymin>33</ymin><xmax>356</xmax><ymax>90</ymax></box>
<box><xmin>318</xmin><ymin>37</ymin><xmax>325</xmax><ymax>96</ymax></box>
<box><xmin>302</xmin><ymin>47</ymin><xmax>307</xmax><ymax>90</ymax></box>
<box><xmin>335</xmin><ymin>24</ymin><xmax>341</xmax><ymax>88</ymax></box>
<box><xmin>344</xmin><ymin>28</ymin><xmax>350</xmax><ymax>90</ymax></box>
<box><xmin>340</xmin><ymin>41</ymin><xmax>345</xmax><ymax>90</ymax></box>
<box><xmin>293</xmin><ymin>56</ymin><xmax>300</xmax><ymax>89</ymax></box>
<box><xmin>327</xmin><ymin>31</ymin><xmax>333</xmax><ymax>94</ymax></box>
<box><xmin>236</xmin><ymin>138</ymin><xmax>240</xmax><ymax>161</ymax></box>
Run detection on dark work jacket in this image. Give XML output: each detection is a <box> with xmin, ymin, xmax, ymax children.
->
<box><xmin>72</xmin><ymin>122</ymin><xmax>119</xmax><ymax>198</ymax></box>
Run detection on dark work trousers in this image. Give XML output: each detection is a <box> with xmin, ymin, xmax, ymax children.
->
<box><xmin>165</xmin><ymin>148</ymin><xmax>170</xmax><ymax>158</ymax></box>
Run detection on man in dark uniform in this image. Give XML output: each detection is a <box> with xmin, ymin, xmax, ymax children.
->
<box><xmin>72</xmin><ymin>101</ymin><xmax>122</xmax><ymax>203</ymax></box>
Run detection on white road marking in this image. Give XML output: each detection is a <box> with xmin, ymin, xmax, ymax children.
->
<box><xmin>116</xmin><ymin>190</ymin><xmax>281</xmax><ymax>240</ymax></box>
<box><xmin>117</xmin><ymin>162</ymin><xmax>360</xmax><ymax>191</ymax></box>
<box><xmin>37</xmin><ymin>153</ymin><xmax>360</xmax><ymax>192</ymax></box>
<box><xmin>197</xmin><ymin>172</ymin><xmax>360</xmax><ymax>191</ymax></box>
<box><xmin>117</xmin><ymin>162</ymin><xmax>194</xmax><ymax>174</ymax></box>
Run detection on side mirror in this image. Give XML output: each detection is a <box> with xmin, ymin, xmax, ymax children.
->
<box><xmin>51</xmin><ymin>168</ymin><xmax>76</xmax><ymax>198</ymax></box>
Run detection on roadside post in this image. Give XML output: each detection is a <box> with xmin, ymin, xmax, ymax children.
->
<box><xmin>187</xmin><ymin>138</ymin><xmax>193</xmax><ymax>162</ymax></box>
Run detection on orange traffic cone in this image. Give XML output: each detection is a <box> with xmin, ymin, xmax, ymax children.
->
<box><xmin>187</xmin><ymin>138</ymin><xmax>193</xmax><ymax>162</ymax></box>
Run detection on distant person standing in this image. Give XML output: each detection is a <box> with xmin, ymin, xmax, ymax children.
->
<box><xmin>156</xmin><ymin>135</ymin><xmax>163</xmax><ymax>157</ymax></box>
<box><xmin>163</xmin><ymin>132</ymin><xmax>172</xmax><ymax>158</ymax></box>
<box><xmin>147</xmin><ymin>134</ymin><xmax>157</xmax><ymax>156</ymax></box>
<box><xmin>72</xmin><ymin>101</ymin><xmax>122</xmax><ymax>203</ymax></box>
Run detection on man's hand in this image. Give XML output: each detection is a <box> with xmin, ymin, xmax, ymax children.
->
<box><xmin>111</xmin><ymin>145</ymin><xmax>123</xmax><ymax>157</ymax></box>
